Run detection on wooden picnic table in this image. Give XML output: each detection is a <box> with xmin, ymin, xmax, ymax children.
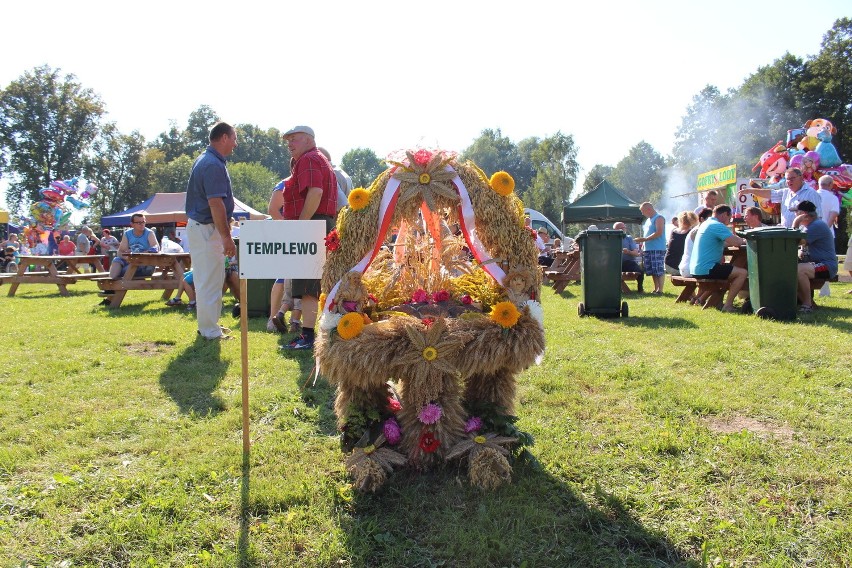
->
<box><xmin>6</xmin><ymin>255</ymin><xmax>108</xmax><ymax>297</ymax></box>
<box><xmin>95</xmin><ymin>252</ymin><xmax>190</xmax><ymax>308</ymax></box>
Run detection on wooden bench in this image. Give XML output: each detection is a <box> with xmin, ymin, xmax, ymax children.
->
<box><xmin>670</xmin><ymin>275</ymin><xmax>730</xmax><ymax>309</ymax></box>
<box><xmin>544</xmin><ymin>250</ymin><xmax>580</xmax><ymax>294</ymax></box>
<box><xmin>57</xmin><ymin>271</ymin><xmax>110</xmax><ymax>281</ymax></box>
<box><xmin>621</xmin><ymin>272</ymin><xmax>642</xmax><ymax>293</ymax></box>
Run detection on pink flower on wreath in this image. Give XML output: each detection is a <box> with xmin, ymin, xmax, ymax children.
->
<box><xmin>383</xmin><ymin>417</ymin><xmax>401</xmax><ymax>445</ymax></box>
<box><xmin>412</xmin><ymin>288</ymin><xmax>429</xmax><ymax>303</ymax></box>
<box><xmin>412</xmin><ymin>149</ymin><xmax>433</xmax><ymax>166</ymax></box>
<box><xmin>432</xmin><ymin>289</ymin><xmax>450</xmax><ymax>303</ymax></box>
<box><xmin>387</xmin><ymin>397</ymin><xmax>401</xmax><ymax>413</ymax></box>
<box><xmin>527</xmin><ymin>227</ymin><xmax>538</xmax><ymax>241</ymax></box>
<box><xmin>464</xmin><ymin>416</ymin><xmax>483</xmax><ymax>433</ymax></box>
<box><xmin>418</xmin><ymin>403</ymin><xmax>442</xmax><ymax>425</ymax></box>
<box><xmin>460</xmin><ymin>294</ymin><xmax>473</xmax><ymax>305</ymax></box>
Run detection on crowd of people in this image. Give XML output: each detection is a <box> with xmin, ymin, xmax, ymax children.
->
<box><xmin>608</xmin><ymin>185</ymin><xmax>846</xmax><ymax>312</ymax></box>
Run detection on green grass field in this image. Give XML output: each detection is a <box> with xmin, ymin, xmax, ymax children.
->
<box><xmin>1</xmin><ymin>281</ymin><xmax>850</xmax><ymax>567</ymax></box>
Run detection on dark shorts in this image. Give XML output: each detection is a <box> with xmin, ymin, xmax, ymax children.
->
<box><xmin>291</xmin><ymin>214</ymin><xmax>335</xmax><ymax>299</ymax></box>
<box><xmin>701</xmin><ymin>263</ymin><xmax>734</xmax><ymax>280</ymax></box>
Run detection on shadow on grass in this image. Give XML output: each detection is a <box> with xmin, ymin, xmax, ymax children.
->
<box><xmin>276</xmin><ymin>333</ymin><xmax>339</xmax><ymax>437</ymax></box>
<box><xmin>158</xmin><ymin>335</ymin><xmax>230</xmax><ymax>415</ymax></box>
<box><xmin>338</xmin><ymin>461</ymin><xmax>695</xmax><ymax>567</ymax></box>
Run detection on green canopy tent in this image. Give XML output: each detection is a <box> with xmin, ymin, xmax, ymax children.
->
<box><xmin>562</xmin><ymin>180</ymin><xmax>644</xmax><ymax>224</ymax></box>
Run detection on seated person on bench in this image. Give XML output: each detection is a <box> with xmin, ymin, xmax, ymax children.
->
<box><xmin>613</xmin><ymin>222</ymin><xmax>644</xmax><ymax>293</ymax></box>
<box><xmin>791</xmin><ymin>200</ymin><xmax>838</xmax><ymax>313</ymax></box>
<box><xmin>689</xmin><ymin>205</ymin><xmax>747</xmax><ymax>313</ymax></box>
<box><xmin>108</xmin><ymin>213</ymin><xmax>160</xmax><ymax>279</ymax></box>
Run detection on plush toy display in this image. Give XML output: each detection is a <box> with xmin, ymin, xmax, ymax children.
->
<box><xmin>315</xmin><ymin>149</ymin><xmax>545</xmax><ymax>491</ymax></box>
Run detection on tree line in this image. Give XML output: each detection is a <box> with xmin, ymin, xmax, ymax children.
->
<box><xmin>1</xmin><ymin>18</ymin><xmax>849</xmax><ymax>228</ymax></box>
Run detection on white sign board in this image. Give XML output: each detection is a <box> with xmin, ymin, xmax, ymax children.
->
<box><xmin>736</xmin><ymin>178</ymin><xmax>759</xmax><ymax>215</ymax></box>
<box><xmin>238</xmin><ymin>220</ymin><xmax>326</xmax><ymax>280</ymax></box>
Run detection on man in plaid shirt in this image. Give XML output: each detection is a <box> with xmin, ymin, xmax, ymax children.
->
<box><xmin>276</xmin><ymin>125</ymin><xmax>337</xmax><ymax>350</ymax></box>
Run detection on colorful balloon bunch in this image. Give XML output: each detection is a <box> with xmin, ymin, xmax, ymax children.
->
<box><xmin>26</xmin><ymin>177</ymin><xmax>98</xmax><ymax>231</ymax></box>
<box><xmin>21</xmin><ymin>177</ymin><xmax>98</xmax><ymax>253</ymax></box>
<box><xmin>751</xmin><ymin>118</ymin><xmax>851</xmax><ymax>214</ymax></box>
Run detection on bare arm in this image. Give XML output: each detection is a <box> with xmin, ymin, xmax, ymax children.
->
<box><xmin>637</xmin><ymin>216</ymin><xmax>665</xmax><ymax>243</ymax></box>
<box><xmin>117</xmin><ymin>235</ymin><xmax>130</xmax><ymax>258</ymax></box>
<box><xmin>208</xmin><ymin>197</ymin><xmax>236</xmax><ymax>257</ymax></box>
<box><xmin>268</xmin><ymin>191</ymin><xmax>285</xmax><ymax>220</ymax></box>
<box><xmin>741</xmin><ymin>187</ymin><xmax>771</xmax><ymax>199</ymax></box>
<box><xmin>299</xmin><ymin>187</ymin><xmax>322</xmax><ymax>220</ymax></box>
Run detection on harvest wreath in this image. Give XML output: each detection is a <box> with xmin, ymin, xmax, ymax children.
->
<box><xmin>314</xmin><ymin>149</ymin><xmax>545</xmax><ymax>491</ymax></box>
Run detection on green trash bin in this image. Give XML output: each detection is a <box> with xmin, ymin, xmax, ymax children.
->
<box><xmin>576</xmin><ymin>229</ymin><xmax>628</xmax><ymax>318</ymax></box>
<box><xmin>741</xmin><ymin>227</ymin><xmax>804</xmax><ymax>321</ymax></box>
<box><xmin>233</xmin><ymin>238</ymin><xmax>275</xmax><ymax>318</ymax></box>
<box><xmin>245</xmin><ymin>278</ymin><xmax>275</xmax><ymax>318</ymax></box>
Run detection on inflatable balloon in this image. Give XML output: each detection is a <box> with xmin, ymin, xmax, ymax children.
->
<box><xmin>66</xmin><ymin>196</ymin><xmax>89</xmax><ymax>210</ymax></box>
<box><xmin>80</xmin><ymin>182</ymin><xmax>98</xmax><ymax>199</ymax></box>
<box><xmin>801</xmin><ymin>151</ymin><xmax>820</xmax><ymax>182</ymax></box>
<box><xmin>752</xmin><ymin>142</ymin><xmax>788</xmax><ymax>180</ymax></box>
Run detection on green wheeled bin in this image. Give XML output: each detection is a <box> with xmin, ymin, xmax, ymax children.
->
<box><xmin>741</xmin><ymin>227</ymin><xmax>804</xmax><ymax>321</ymax></box>
<box><xmin>233</xmin><ymin>238</ymin><xmax>275</xmax><ymax>318</ymax></box>
<box><xmin>576</xmin><ymin>229</ymin><xmax>628</xmax><ymax>318</ymax></box>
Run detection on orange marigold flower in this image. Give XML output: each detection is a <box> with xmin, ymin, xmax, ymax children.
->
<box><xmin>337</xmin><ymin>312</ymin><xmax>365</xmax><ymax>340</ymax></box>
<box><xmin>489</xmin><ymin>171</ymin><xmax>515</xmax><ymax>196</ymax></box>
<box><xmin>490</xmin><ymin>301</ymin><xmax>521</xmax><ymax>328</ymax></box>
<box><xmin>348</xmin><ymin>188</ymin><xmax>370</xmax><ymax>210</ymax></box>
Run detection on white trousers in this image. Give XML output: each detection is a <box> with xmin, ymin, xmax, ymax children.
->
<box><xmin>187</xmin><ymin>220</ymin><xmax>225</xmax><ymax>338</ymax></box>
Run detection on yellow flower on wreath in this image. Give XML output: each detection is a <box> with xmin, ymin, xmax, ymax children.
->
<box><xmin>489</xmin><ymin>171</ymin><xmax>515</xmax><ymax>196</ymax></box>
<box><xmin>490</xmin><ymin>301</ymin><xmax>521</xmax><ymax>328</ymax></box>
<box><xmin>348</xmin><ymin>188</ymin><xmax>370</xmax><ymax>210</ymax></box>
<box><xmin>338</xmin><ymin>312</ymin><xmax>366</xmax><ymax>339</ymax></box>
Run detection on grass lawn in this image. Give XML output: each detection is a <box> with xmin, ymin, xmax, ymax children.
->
<box><xmin>1</xmin><ymin>281</ymin><xmax>850</xmax><ymax>567</ymax></box>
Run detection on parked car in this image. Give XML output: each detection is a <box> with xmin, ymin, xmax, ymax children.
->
<box><xmin>524</xmin><ymin>208</ymin><xmax>564</xmax><ymax>241</ymax></box>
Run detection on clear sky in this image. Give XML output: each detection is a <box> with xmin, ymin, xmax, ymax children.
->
<box><xmin>1</xmin><ymin>0</ymin><xmax>849</xmax><ymax>211</ymax></box>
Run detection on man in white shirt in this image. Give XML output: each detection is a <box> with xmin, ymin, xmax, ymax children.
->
<box><xmin>742</xmin><ymin>168</ymin><xmax>822</xmax><ymax>228</ymax></box>
<box><xmin>815</xmin><ymin>175</ymin><xmax>840</xmax><ymax>297</ymax></box>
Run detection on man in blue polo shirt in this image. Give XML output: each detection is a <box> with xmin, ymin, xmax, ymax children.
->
<box><xmin>690</xmin><ymin>205</ymin><xmax>748</xmax><ymax>313</ymax></box>
<box><xmin>185</xmin><ymin>122</ymin><xmax>238</xmax><ymax>340</ymax></box>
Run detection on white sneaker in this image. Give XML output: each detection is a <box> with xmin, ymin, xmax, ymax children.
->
<box><xmin>266</xmin><ymin>319</ymin><xmax>277</xmax><ymax>332</ymax></box>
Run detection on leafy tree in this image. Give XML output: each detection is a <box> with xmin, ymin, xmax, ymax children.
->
<box><xmin>800</xmin><ymin>17</ymin><xmax>852</xmax><ymax>160</ymax></box>
<box><xmin>84</xmin><ymin>124</ymin><xmax>159</xmax><ymax>218</ymax></box>
<box><xmin>582</xmin><ymin>165</ymin><xmax>614</xmax><ymax>196</ymax></box>
<box><xmin>153</xmin><ymin>120</ymin><xmax>189</xmax><ymax>161</ymax></box>
<box><xmin>185</xmin><ymin>105</ymin><xmax>220</xmax><ymax>158</ymax></box>
<box><xmin>231</xmin><ymin>124</ymin><xmax>290</xmax><ymax>178</ymax></box>
<box><xmin>461</xmin><ymin>128</ymin><xmax>535</xmax><ymax>194</ymax></box>
<box><xmin>149</xmin><ymin>155</ymin><xmax>194</xmax><ymax>194</ymax></box>
<box><xmin>672</xmin><ymin>85</ymin><xmax>727</xmax><ymax>180</ymax></box>
<box><xmin>0</xmin><ymin>65</ymin><xmax>104</xmax><ymax>213</ymax></box>
<box><xmin>609</xmin><ymin>141</ymin><xmax>666</xmax><ymax>203</ymax></box>
<box><xmin>341</xmin><ymin>147</ymin><xmax>385</xmax><ymax>188</ymax></box>
<box><xmin>524</xmin><ymin>132</ymin><xmax>579</xmax><ymax>223</ymax></box>
<box><xmin>227</xmin><ymin>162</ymin><xmax>278</xmax><ymax>213</ymax></box>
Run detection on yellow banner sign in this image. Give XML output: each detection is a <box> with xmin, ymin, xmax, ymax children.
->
<box><xmin>696</xmin><ymin>165</ymin><xmax>737</xmax><ymax>192</ymax></box>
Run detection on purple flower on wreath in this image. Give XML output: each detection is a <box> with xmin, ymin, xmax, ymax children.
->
<box><xmin>464</xmin><ymin>416</ymin><xmax>483</xmax><ymax>433</ymax></box>
<box><xmin>418</xmin><ymin>403</ymin><xmax>442</xmax><ymax>425</ymax></box>
<box><xmin>412</xmin><ymin>288</ymin><xmax>429</xmax><ymax>304</ymax></box>
<box><xmin>383</xmin><ymin>417</ymin><xmax>401</xmax><ymax>445</ymax></box>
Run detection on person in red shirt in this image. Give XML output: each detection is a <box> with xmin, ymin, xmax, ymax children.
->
<box><xmin>272</xmin><ymin>125</ymin><xmax>337</xmax><ymax>350</ymax></box>
<box><xmin>58</xmin><ymin>235</ymin><xmax>76</xmax><ymax>256</ymax></box>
